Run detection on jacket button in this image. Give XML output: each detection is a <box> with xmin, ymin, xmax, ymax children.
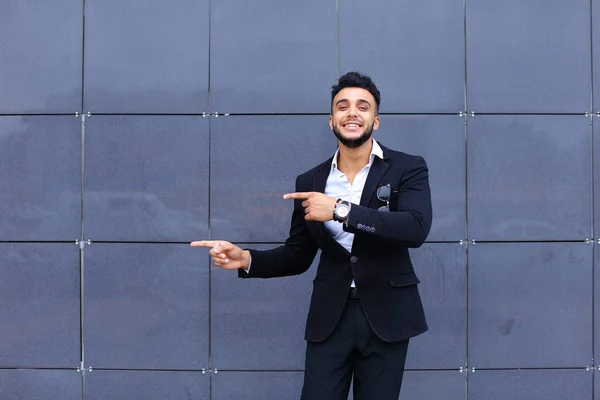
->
<box><xmin>350</xmin><ymin>256</ymin><xmax>358</xmax><ymax>263</ymax></box>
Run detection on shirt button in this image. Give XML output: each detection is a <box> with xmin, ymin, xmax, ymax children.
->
<box><xmin>350</xmin><ymin>256</ymin><xmax>358</xmax><ymax>263</ymax></box>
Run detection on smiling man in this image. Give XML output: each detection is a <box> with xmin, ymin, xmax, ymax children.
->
<box><xmin>192</xmin><ymin>72</ymin><xmax>432</xmax><ymax>400</ymax></box>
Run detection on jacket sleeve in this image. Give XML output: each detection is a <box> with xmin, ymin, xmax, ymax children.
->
<box><xmin>343</xmin><ymin>155</ymin><xmax>432</xmax><ymax>248</ymax></box>
<box><xmin>239</xmin><ymin>176</ymin><xmax>319</xmax><ymax>279</ymax></box>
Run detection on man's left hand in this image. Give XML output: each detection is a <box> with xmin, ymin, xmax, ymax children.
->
<box><xmin>283</xmin><ymin>192</ymin><xmax>337</xmax><ymax>222</ymax></box>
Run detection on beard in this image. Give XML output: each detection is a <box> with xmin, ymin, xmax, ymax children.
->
<box><xmin>332</xmin><ymin>122</ymin><xmax>374</xmax><ymax>149</ymax></box>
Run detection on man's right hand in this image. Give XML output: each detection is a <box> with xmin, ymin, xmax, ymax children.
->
<box><xmin>190</xmin><ymin>240</ymin><xmax>250</xmax><ymax>270</ymax></box>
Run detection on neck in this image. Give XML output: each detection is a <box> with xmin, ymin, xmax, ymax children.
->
<box><xmin>337</xmin><ymin>139</ymin><xmax>373</xmax><ymax>175</ymax></box>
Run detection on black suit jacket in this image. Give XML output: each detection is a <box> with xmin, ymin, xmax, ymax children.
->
<box><xmin>240</xmin><ymin>142</ymin><xmax>433</xmax><ymax>343</ymax></box>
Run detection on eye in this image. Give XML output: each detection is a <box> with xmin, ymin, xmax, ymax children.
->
<box><xmin>359</xmin><ymin>106</ymin><xmax>367</xmax><ymax>111</ymax></box>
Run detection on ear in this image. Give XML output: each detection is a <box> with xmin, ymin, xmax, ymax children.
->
<box><xmin>329</xmin><ymin>115</ymin><xmax>334</xmax><ymax>130</ymax></box>
<box><xmin>373</xmin><ymin>115</ymin><xmax>380</xmax><ymax>131</ymax></box>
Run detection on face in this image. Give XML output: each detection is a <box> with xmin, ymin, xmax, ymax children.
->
<box><xmin>329</xmin><ymin>87</ymin><xmax>379</xmax><ymax>149</ymax></box>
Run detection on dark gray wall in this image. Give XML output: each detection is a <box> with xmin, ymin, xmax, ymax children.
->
<box><xmin>0</xmin><ymin>0</ymin><xmax>597</xmax><ymax>399</ymax></box>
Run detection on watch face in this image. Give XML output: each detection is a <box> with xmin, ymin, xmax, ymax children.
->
<box><xmin>337</xmin><ymin>205</ymin><xmax>349</xmax><ymax>218</ymax></box>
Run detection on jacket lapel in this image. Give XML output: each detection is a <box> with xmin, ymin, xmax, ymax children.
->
<box><xmin>312</xmin><ymin>157</ymin><xmax>330</xmax><ymax>195</ymax></box>
<box><xmin>359</xmin><ymin>145</ymin><xmax>390</xmax><ymax>207</ymax></box>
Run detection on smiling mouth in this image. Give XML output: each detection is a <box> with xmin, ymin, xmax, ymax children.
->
<box><xmin>342</xmin><ymin>121</ymin><xmax>362</xmax><ymax>129</ymax></box>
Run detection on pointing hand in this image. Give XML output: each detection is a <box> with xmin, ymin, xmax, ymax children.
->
<box><xmin>190</xmin><ymin>240</ymin><xmax>250</xmax><ymax>270</ymax></box>
<box><xmin>283</xmin><ymin>192</ymin><xmax>337</xmax><ymax>222</ymax></box>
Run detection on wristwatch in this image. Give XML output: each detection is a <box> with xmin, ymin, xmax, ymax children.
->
<box><xmin>333</xmin><ymin>199</ymin><xmax>351</xmax><ymax>223</ymax></box>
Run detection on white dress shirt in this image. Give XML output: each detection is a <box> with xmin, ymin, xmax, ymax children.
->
<box><xmin>325</xmin><ymin>139</ymin><xmax>384</xmax><ymax>287</ymax></box>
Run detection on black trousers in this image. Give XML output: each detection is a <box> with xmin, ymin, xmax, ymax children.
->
<box><xmin>301</xmin><ymin>294</ymin><xmax>410</xmax><ymax>400</ymax></box>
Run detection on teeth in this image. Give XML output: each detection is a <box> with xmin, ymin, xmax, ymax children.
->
<box><xmin>346</xmin><ymin>124</ymin><xmax>358</xmax><ymax>128</ymax></box>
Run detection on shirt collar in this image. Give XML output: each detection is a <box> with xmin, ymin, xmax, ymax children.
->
<box><xmin>331</xmin><ymin>139</ymin><xmax>384</xmax><ymax>172</ymax></box>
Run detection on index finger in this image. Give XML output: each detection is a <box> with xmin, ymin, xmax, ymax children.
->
<box><xmin>283</xmin><ymin>192</ymin><xmax>314</xmax><ymax>200</ymax></box>
<box><xmin>190</xmin><ymin>240</ymin><xmax>221</xmax><ymax>248</ymax></box>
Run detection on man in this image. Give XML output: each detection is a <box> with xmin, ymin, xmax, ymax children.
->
<box><xmin>192</xmin><ymin>72</ymin><xmax>432</xmax><ymax>399</ymax></box>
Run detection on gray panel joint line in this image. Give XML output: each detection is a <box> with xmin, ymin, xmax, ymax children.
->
<box><xmin>75</xmin><ymin>112</ymin><xmax>231</xmax><ymax>117</ymax></box>
<box><xmin>468</xmin><ymin>366</ymin><xmax>596</xmax><ymax>373</ymax></box>
<box><xmin>458</xmin><ymin>111</ymin><xmax>475</xmax><ymax>118</ymax></box>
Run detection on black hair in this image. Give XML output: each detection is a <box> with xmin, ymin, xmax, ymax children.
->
<box><xmin>331</xmin><ymin>71</ymin><xmax>381</xmax><ymax>112</ymax></box>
